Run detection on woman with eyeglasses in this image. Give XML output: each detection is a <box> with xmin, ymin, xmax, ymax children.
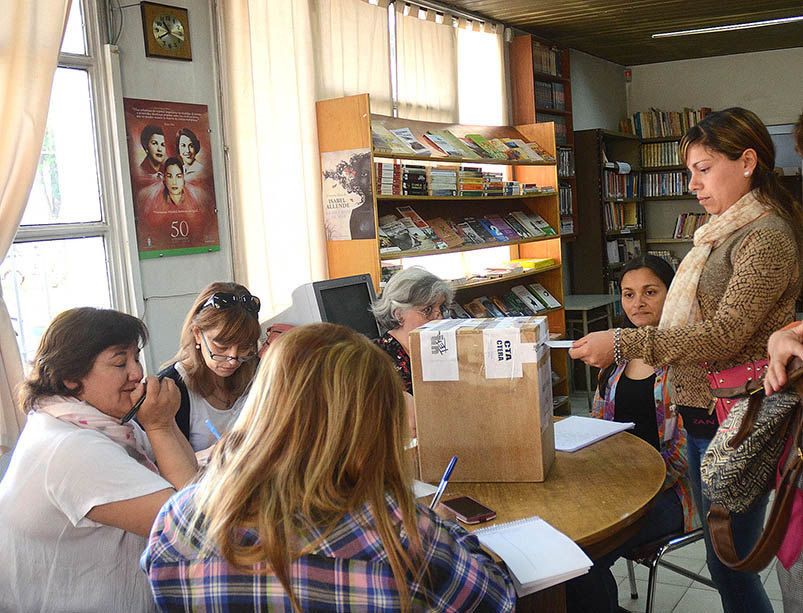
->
<box><xmin>159</xmin><ymin>281</ymin><xmax>262</xmax><ymax>451</ymax></box>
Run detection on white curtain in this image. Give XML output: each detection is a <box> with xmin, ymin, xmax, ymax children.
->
<box><xmin>395</xmin><ymin>8</ymin><xmax>458</xmax><ymax>122</ymax></box>
<box><xmin>457</xmin><ymin>26</ymin><xmax>508</xmax><ymax>126</ymax></box>
<box><xmin>217</xmin><ymin>0</ymin><xmax>391</xmax><ymax>318</ymax></box>
<box><xmin>0</xmin><ymin>0</ymin><xmax>72</xmax><ymax>453</ymax></box>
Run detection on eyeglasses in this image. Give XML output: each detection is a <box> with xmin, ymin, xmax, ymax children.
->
<box><xmin>199</xmin><ymin>330</ymin><xmax>257</xmax><ymax>363</ymax></box>
<box><xmin>418</xmin><ymin>304</ymin><xmax>451</xmax><ymax>320</ymax></box>
<box><xmin>199</xmin><ymin>292</ymin><xmax>261</xmax><ymax>317</ymax></box>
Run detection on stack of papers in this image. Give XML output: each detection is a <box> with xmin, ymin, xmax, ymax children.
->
<box><xmin>475</xmin><ymin>516</ymin><xmax>592</xmax><ymax>596</ymax></box>
<box><xmin>554</xmin><ymin>415</ymin><xmax>634</xmax><ymax>452</ymax></box>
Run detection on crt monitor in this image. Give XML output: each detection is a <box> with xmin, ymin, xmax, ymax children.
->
<box><xmin>313</xmin><ymin>274</ymin><xmax>380</xmax><ymax>339</ymax></box>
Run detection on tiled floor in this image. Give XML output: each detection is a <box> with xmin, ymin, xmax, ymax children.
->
<box><xmin>566</xmin><ymin>392</ymin><xmax>785</xmax><ymax>612</ymax></box>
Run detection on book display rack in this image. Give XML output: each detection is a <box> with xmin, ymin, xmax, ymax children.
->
<box><xmin>316</xmin><ymin>94</ymin><xmax>570</xmax><ymax>412</ymax></box>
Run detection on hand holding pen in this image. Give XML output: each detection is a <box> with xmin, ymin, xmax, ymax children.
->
<box><xmin>430</xmin><ymin>455</ymin><xmax>458</xmax><ymax>510</ymax></box>
<box><xmin>120</xmin><ymin>374</ymin><xmax>175</xmax><ymax>427</ymax></box>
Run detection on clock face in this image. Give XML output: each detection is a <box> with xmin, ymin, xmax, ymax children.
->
<box><xmin>152</xmin><ymin>14</ymin><xmax>185</xmax><ymax>50</ymax></box>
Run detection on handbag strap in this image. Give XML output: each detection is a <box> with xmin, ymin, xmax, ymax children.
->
<box><xmin>712</xmin><ymin>365</ymin><xmax>803</xmax><ymax>400</ymax></box>
<box><xmin>706</xmin><ymin>385</ymin><xmax>803</xmax><ymax>572</ymax></box>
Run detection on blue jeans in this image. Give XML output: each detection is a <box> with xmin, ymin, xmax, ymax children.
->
<box><xmin>566</xmin><ymin>487</ymin><xmax>684</xmax><ymax>613</ymax></box>
<box><xmin>686</xmin><ymin>434</ymin><xmax>772</xmax><ymax>613</ymax></box>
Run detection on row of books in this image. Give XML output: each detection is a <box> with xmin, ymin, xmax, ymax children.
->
<box><xmin>557</xmin><ymin>147</ymin><xmax>574</xmax><ymax>177</ymax></box>
<box><xmin>558</xmin><ymin>183</ymin><xmax>573</xmax><ymax>216</ymax></box>
<box><xmin>378</xmin><ymin>207</ymin><xmax>557</xmax><ymax>254</ymax></box>
<box><xmin>371</xmin><ymin>122</ymin><xmax>555</xmax><ymax>162</ymax></box>
<box><xmin>536</xmin><ymin>113</ymin><xmax>568</xmax><ymax>145</ymax></box>
<box><xmin>620</xmin><ymin>107</ymin><xmax>712</xmax><ymax>139</ymax></box>
<box><xmin>606</xmin><ymin>237</ymin><xmax>642</xmax><ymax>264</ymax></box>
<box><xmin>532</xmin><ymin>40</ymin><xmax>563</xmax><ymax>77</ymax></box>
<box><xmin>535</xmin><ymin>80</ymin><xmax>566</xmax><ymax>111</ymax></box>
<box><xmin>452</xmin><ymin>282</ymin><xmax>562</xmax><ymax>320</ymax></box>
<box><xmin>603</xmin><ymin>201</ymin><xmax>642</xmax><ymax>233</ymax></box>
<box><xmin>647</xmin><ymin>249</ymin><xmax>681</xmax><ymax>271</ymax></box>
<box><xmin>673</xmin><ymin>212</ymin><xmax>710</xmax><ymax>239</ymax></box>
<box><xmin>603</xmin><ymin>171</ymin><xmax>640</xmax><ymax>200</ymax></box>
<box><xmin>642</xmin><ymin>171</ymin><xmax>690</xmax><ymax>198</ymax></box>
<box><xmin>642</xmin><ymin>141</ymin><xmax>681</xmax><ymax>167</ymax></box>
<box><xmin>560</xmin><ymin>218</ymin><xmax>574</xmax><ymax>235</ymax></box>
<box><xmin>374</xmin><ymin>162</ymin><xmax>555</xmax><ymax>198</ymax></box>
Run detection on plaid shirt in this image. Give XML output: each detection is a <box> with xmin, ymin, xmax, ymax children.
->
<box><xmin>142</xmin><ymin>485</ymin><xmax>515</xmax><ymax>611</ymax></box>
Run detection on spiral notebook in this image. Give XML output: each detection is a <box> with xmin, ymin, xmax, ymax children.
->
<box><xmin>474</xmin><ymin>516</ymin><xmax>592</xmax><ymax>596</ymax></box>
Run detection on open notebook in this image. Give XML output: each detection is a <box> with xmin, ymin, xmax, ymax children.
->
<box><xmin>474</xmin><ymin>516</ymin><xmax>592</xmax><ymax>597</ymax></box>
<box><xmin>553</xmin><ymin>415</ymin><xmax>634</xmax><ymax>452</ymax></box>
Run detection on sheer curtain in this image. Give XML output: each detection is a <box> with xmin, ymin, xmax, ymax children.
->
<box><xmin>457</xmin><ymin>26</ymin><xmax>508</xmax><ymax>126</ymax></box>
<box><xmin>0</xmin><ymin>0</ymin><xmax>72</xmax><ymax>453</ymax></box>
<box><xmin>217</xmin><ymin>0</ymin><xmax>391</xmax><ymax>317</ymax></box>
<box><xmin>395</xmin><ymin>7</ymin><xmax>458</xmax><ymax>122</ymax></box>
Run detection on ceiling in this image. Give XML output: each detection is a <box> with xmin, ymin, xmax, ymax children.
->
<box><xmin>441</xmin><ymin>1</ymin><xmax>803</xmax><ymax>66</ymax></box>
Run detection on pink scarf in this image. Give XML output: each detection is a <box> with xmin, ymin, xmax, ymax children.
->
<box><xmin>35</xmin><ymin>396</ymin><xmax>159</xmax><ymax>473</ymax></box>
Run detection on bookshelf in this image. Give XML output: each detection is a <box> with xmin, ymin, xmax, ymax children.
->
<box><xmin>573</xmin><ymin>129</ymin><xmax>646</xmax><ymax>294</ymax></box>
<box><xmin>509</xmin><ymin>34</ymin><xmax>577</xmax><ymax>240</ymax></box>
<box><xmin>316</xmin><ymin>94</ymin><xmax>570</xmax><ymax>413</ymax></box>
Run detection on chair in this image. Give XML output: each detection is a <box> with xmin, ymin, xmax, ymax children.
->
<box><xmin>625</xmin><ymin>528</ymin><xmax>715</xmax><ymax>613</ymax></box>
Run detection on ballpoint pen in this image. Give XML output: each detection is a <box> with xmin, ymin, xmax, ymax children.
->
<box><xmin>120</xmin><ymin>374</ymin><xmax>166</xmax><ymax>424</ymax></box>
<box><xmin>205</xmin><ymin>419</ymin><xmax>222</xmax><ymax>440</ymax></box>
<box><xmin>429</xmin><ymin>455</ymin><xmax>458</xmax><ymax>510</ymax></box>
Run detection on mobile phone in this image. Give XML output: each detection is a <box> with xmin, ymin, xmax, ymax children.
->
<box><xmin>441</xmin><ymin>496</ymin><xmax>496</xmax><ymax>524</ymax></box>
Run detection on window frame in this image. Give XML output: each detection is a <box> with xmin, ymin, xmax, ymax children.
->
<box><xmin>10</xmin><ymin>0</ymin><xmax>138</xmax><ymax>316</ymax></box>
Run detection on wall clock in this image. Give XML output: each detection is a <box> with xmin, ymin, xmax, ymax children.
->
<box><xmin>141</xmin><ymin>2</ymin><xmax>192</xmax><ymax>61</ymax></box>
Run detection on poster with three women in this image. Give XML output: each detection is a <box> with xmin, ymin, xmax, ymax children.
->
<box><xmin>123</xmin><ymin>98</ymin><xmax>220</xmax><ymax>258</ymax></box>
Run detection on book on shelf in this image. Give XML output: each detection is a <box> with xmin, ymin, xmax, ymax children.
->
<box><xmin>464</xmin><ymin>134</ymin><xmax>506</xmax><ymax>160</ymax></box>
<box><xmin>378</xmin><ymin>227</ymin><xmax>401</xmax><ymax>254</ymax></box>
<box><xmin>379</xmin><ymin>218</ymin><xmax>417</xmax><ymax>252</ymax></box>
<box><xmin>502</xmin><ymin>139</ymin><xmax>544</xmax><ymax>162</ymax></box>
<box><xmin>371</xmin><ymin>123</ymin><xmax>415</xmax><ymax>155</ymax></box>
<box><xmin>477</xmin><ymin>218</ymin><xmax>509</xmax><ymax>242</ymax></box>
<box><xmin>475</xmin><ymin>515</ymin><xmax>592</xmax><ymax>597</ymax></box>
<box><xmin>486</xmin><ymin>215</ymin><xmax>520</xmax><ymax>240</ymax></box>
<box><xmin>389</xmin><ymin>127</ymin><xmax>432</xmax><ymax>156</ymax></box>
<box><xmin>526</xmin><ymin>141</ymin><xmax>556</xmax><ymax>163</ymax></box>
<box><xmin>457</xmin><ymin>221</ymin><xmax>486</xmax><ymax>245</ymax></box>
<box><xmin>464</xmin><ymin>299</ymin><xmax>491</xmax><ymax>318</ymax></box>
<box><xmin>427</xmin><ymin>217</ymin><xmax>464</xmax><ymax>248</ymax></box>
<box><xmin>459</xmin><ymin>137</ymin><xmax>495</xmax><ymax>159</ymax></box>
<box><xmin>531</xmin><ymin>39</ymin><xmax>563</xmax><ymax>77</ymax></box>
<box><xmin>478</xmin><ymin>296</ymin><xmax>505</xmax><ymax>317</ymax></box>
<box><xmin>450</xmin><ymin>303</ymin><xmax>471</xmax><ymax>319</ymax></box>
<box><xmin>463</xmin><ymin>217</ymin><xmax>496</xmax><ymax>243</ymax></box>
<box><xmin>512</xmin><ymin>285</ymin><xmax>547</xmax><ymax>314</ymax></box>
<box><xmin>396</xmin><ymin>206</ymin><xmax>447</xmax><ymax>249</ymax></box>
<box><xmin>528</xmin><ymin>282</ymin><xmax>561</xmax><ymax>309</ymax></box>
<box><xmin>424</xmin><ymin>130</ymin><xmax>479</xmax><ymax>158</ymax></box>
<box><xmin>503</xmin><ymin>291</ymin><xmax>536</xmax><ymax>316</ymax></box>
<box><xmin>620</xmin><ymin>107</ymin><xmax>712</xmax><ymax>138</ymax></box>
<box><xmin>648</xmin><ymin>249</ymin><xmax>680</xmax><ymax>271</ymax></box>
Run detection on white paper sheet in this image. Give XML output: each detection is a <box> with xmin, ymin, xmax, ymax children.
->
<box><xmin>553</xmin><ymin>415</ymin><xmax>634</xmax><ymax>452</ymax></box>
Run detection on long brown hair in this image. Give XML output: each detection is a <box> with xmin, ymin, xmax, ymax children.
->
<box><xmin>19</xmin><ymin>307</ymin><xmax>148</xmax><ymax>412</ymax></box>
<box><xmin>167</xmin><ymin>282</ymin><xmax>261</xmax><ymax>400</ymax></box>
<box><xmin>680</xmin><ymin>107</ymin><xmax>803</xmax><ymax>248</ymax></box>
<box><xmin>192</xmin><ymin>323</ymin><xmax>422</xmax><ymax>611</ymax></box>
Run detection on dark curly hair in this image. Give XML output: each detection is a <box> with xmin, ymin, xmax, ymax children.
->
<box><xmin>140</xmin><ymin>124</ymin><xmax>164</xmax><ymax>151</ymax></box>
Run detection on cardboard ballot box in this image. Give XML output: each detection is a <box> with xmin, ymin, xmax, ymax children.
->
<box><xmin>409</xmin><ymin>317</ymin><xmax>554</xmax><ymax>483</ymax></box>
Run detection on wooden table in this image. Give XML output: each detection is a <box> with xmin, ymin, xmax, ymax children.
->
<box><xmin>446</xmin><ymin>431</ymin><xmax>666</xmax><ymax>611</ymax></box>
<box><xmin>564</xmin><ymin>294</ymin><xmax>620</xmax><ymax>410</ymax></box>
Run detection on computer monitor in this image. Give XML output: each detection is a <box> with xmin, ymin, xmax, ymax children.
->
<box><xmin>313</xmin><ymin>274</ymin><xmax>379</xmax><ymax>339</ymax></box>
<box><xmin>266</xmin><ymin>273</ymin><xmax>380</xmax><ymax>339</ymax></box>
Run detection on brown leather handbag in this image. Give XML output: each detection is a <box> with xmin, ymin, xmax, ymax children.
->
<box><xmin>703</xmin><ymin>367</ymin><xmax>803</xmax><ymax>572</ymax></box>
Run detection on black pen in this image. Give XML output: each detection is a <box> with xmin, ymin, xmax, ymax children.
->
<box><xmin>120</xmin><ymin>374</ymin><xmax>165</xmax><ymax>424</ymax></box>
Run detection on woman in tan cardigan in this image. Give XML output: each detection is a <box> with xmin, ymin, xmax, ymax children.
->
<box><xmin>570</xmin><ymin>107</ymin><xmax>803</xmax><ymax>613</ymax></box>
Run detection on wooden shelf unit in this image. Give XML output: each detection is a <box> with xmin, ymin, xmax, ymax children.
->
<box><xmin>510</xmin><ymin>33</ymin><xmax>577</xmax><ymax>240</ymax></box>
<box><xmin>572</xmin><ymin>129</ymin><xmax>646</xmax><ymax>294</ymax></box>
<box><xmin>315</xmin><ymin>94</ymin><xmax>569</xmax><ymax>401</ymax></box>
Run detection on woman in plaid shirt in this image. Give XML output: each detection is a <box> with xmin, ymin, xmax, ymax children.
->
<box><xmin>142</xmin><ymin>322</ymin><xmax>515</xmax><ymax>611</ymax></box>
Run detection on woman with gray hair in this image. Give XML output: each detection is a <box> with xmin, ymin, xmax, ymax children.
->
<box><xmin>371</xmin><ymin>266</ymin><xmax>454</xmax><ymax>396</ymax></box>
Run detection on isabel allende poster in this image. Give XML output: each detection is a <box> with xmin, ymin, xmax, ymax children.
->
<box><xmin>123</xmin><ymin>98</ymin><xmax>220</xmax><ymax>258</ymax></box>
<box><xmin>321</xmin><ymin>148</ymin><xmax>376</xmax><ymax>241</ymax></box>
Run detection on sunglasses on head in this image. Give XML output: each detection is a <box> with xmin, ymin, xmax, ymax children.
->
<box><xmin>199</xmin><ymin>292</ymin><xmax>261</xmax><ymax>317</ymax></box>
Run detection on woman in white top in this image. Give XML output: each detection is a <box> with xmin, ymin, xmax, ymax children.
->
<box><xmin>158</xmin><ymin>281</ymin><xmax>262</xmax><ymax>451</ymax></box>
<box><xmin>0</xmin><ymin>307</ymin><xmax>197</xmax><ymax>612</ymax></box>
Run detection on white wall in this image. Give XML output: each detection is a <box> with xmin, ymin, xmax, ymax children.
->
<box><xmin>570</xmin><ymin>49</ymin><xmax>628</xmax><ymax>131</ymax></box>
<box><xmin>112</xmin><ymin>0</ymin><xmax>232</xmax><ymax>371</ymax></box>
<box><xmin>628</xmin><ymin>47</ymin><xmax>803</xmax><ymax>125</ymax></box>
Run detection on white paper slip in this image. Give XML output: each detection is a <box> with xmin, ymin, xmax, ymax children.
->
<box><xmin>475</xmin><ymin>516</ymin><xmax>592</xmax><ymax>596</ymax></box>
<box><xmin>412</xmin><ymin>480</ymin><xmax>438</xmax><ymax>498</ymax></box>
<box><xmin>545</xmin><ymin>340</ymin><xmax>574</xmax><ymax>349</ymax></box>
<box><xmin>554</xmin><ymin>415</ymin><xmax>634</xmax><ymax>452</ymax></box>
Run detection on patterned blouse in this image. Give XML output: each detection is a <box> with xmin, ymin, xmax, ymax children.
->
<box><xmin>593</xmin><ymin>363</ymin><xmax>699</xmax><ymax>532</ymax></box>
<box><xmin>142</xmin><ymin>486</ymin><xmax>516</xmax><ymax>611</ymax></box>
<box><xmin>375</xmin><ymin>332</ymin><xmax>413</xmax><ymax>395</ymax></box>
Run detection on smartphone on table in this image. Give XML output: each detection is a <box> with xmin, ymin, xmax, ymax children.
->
<box><xmin>441</xmin><ymin>496</ymin><xmax>496</xmax><ymax>524</ymax></box>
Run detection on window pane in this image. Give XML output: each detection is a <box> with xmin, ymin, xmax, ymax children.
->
<box><xmin>61</xmin><ymin>0</ymin><xmax>86</xmax><ymax>55</ymax></box>
<box><xmin>21</xmin><ymin>68</ymin><xmax>102</xmax><ymax>226</ymax></box>
<box><xmin>1</xmin><ymin>238</ymin><xmax>111</xmax><ymax>367</ymax></box>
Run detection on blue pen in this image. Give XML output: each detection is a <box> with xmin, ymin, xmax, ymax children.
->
<box><xmin>204</xmin><ymin>419</ymin><xmax>221</xmax><ymax>440</ymax></box>
<box><xmin>429</xmin><ymin>455</ymin><xmax>458</xmax><ymax>510</ymax></box>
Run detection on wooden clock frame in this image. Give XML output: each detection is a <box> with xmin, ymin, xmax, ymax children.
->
<box><xmin>140</xmin><ymin>2</ymin><xmax>192</xmax><ymax>61</ymax></box>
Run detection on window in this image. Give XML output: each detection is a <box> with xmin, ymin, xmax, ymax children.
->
<box><xmin>0</xmin><ymin>0</ymin><xmax>125</xmax><ymax>366</ymax></box>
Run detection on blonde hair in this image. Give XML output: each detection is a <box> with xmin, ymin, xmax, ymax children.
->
<box><xmin>192</xmin><ymin>323</ymin><xmax>422</xmax><ymax>610</ymax></box>
<box><xmin>167</xmin><ymin>281</ymin><xmax>261</xmax><ymax>400</ymax></box>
